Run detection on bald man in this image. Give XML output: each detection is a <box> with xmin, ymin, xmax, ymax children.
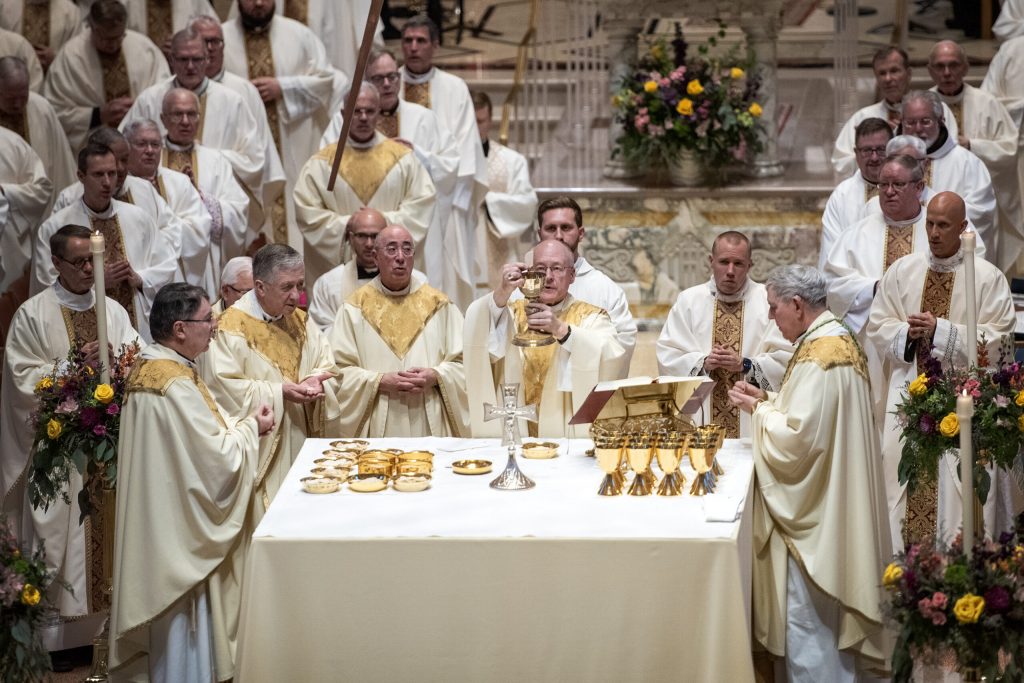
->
<box><xmin>328</xmin><ymin>225</ymin><xmax>468</xmax><ymax>437</ymax></box>
<box><xmin>867</xmin><ymin>191</ymin><xmax>1020</xmax><ymax>552</ymax></box>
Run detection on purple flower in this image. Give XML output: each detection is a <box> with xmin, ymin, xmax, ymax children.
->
<box><xmin>106</xmin><ymin>403</ymin><xmax>120</xmax><ymax>416</ymax></box>
<box><xmin>984</xmin><ymin>586</ymin><xmax>1011</xmax><ymax>613</ymax></box>
<box><xmin>79</xmin><ymin>407</ymin><xmax>100</xmax><ymax>428</ymax></box>
<box><xmin>92</xmin><ymin>424</ymin><xmax>107</xmax><ymax>437</ymax></box>
<box><xmin>919</xmin><ymin>414</ymin><xmax>936</xmax><ymax>435</ymax></box>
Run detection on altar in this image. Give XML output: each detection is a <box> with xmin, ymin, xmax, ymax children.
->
<box><xmin>234</xmin><ymin>437</ymin><xmax>756</xmax><ymax>682</ymax></box>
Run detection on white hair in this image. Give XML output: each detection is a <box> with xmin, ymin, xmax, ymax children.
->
<box><xmin>221</xmin><ymin>256</ymin><xmax>252</xmax><ymax>286</ymax></box>
<box><xmin>342</xmin><ymin>81</ymin><xmax>380</xmax><ymax>103</ymax></box>
<box><xmin>122</xmin><ymin>118</ymin><xmax>161</xmax><ymax>142</ymax></box>
<box><xmin>766</xmin><ymin>264</ymin><xmax>828</xmax><ymax>309</ymax></box>
<box><xmin>902</xmin><ymin>89</ymin><xmax>943</xmax><ymax>119</ymax></box>
<box><xmin>886</xmin><ymin>135</ymin><xmax>927</xmax><ymax>157</ymax></box>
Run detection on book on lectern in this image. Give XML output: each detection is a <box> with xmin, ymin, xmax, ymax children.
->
<box><xmin>568</xmin><ymin>376</ymin><xmax>716</xmax><ymax>425</ymax></box>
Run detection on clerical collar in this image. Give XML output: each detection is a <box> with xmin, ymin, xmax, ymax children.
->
<box><xmin>165</xmin><ymin>137</ymin><xmax>194</xmax><ymax>153</ymax></box>
<box><xmin>53</xmin><ymin>280</ymin><xmax>95</xmax><ymax>312</ymax></box>
<box><xmin>936</xmin><ymin>87</ymin><xmax>964</xmax><ymax>104</ymax></box>
<box><xmin>926</xmin><ymin>126</ymin><xmax>952</xmax><ymax>158</ymax></box>
<box><xmin>175</xmin><ymin>76</ymin><xmax>209</xmax><ymax>96</ymax></box>
<box><xmin>356</xmin><ymin>264</ymin><xmax>378</xmax><ymax>280</ymax></box>
<box><xmin>928</xmin><ymin>247</ymin><xmax>964</xmax><ymax>272</ymax></box>
<box><xmin>347</xmin><ymin>134</ymin><xmax>377</xmax><ymax>150</ymax></box>
<box><xmin>402</xmin><ymin>66</ymin><xmax>435</xmax><ymax>84</ymax></box>
<box><xmin>482</xmin><ymin>139</ymin><xmax>490</xmax><ymax>157</ymax></box>
<box><xmin>707</xmin><ymin>276</ymin><xmax>750</xmax><ymax>303</ymax></box>
<box><xmin>381</xmin><ymin>103</ymin><xmax>399</xmax><ymax>117</ymax></box>
<box><xmin>211</xmin><ymin>69</ymin><xmax>226</xmax><ymax>83</ymax></box>
<box><xmin>574</xmin><ymin>255</ymin><xmax>590</xmax><ymax>275</ymax></box>
<box><xmin>883</xmin><ymin>100</ymin><xmax>901</xmax><ymax>114</ymax></box>
<box><xmin>173</xmin><ymin>349</ymin><xmax>197</xmax><ymax>368</ymax></box>
<box><xmin>884</xmin><ymin>209</ymin><xmax>922</xmax><ymax>228</ymax></box>
<box><xmin>374</xmin><ymin>277</ymin><xmax>412</xmax><ymax>296</ymax></box>
<box><xmin>81</xmin><ymin>198</ymin><xmax>115</xmax><ymax>219</ymax></box>
<box><xmin>248</xmin><ymin>293</ymin><xmax>283</xmax><ymax>322</ymax></box>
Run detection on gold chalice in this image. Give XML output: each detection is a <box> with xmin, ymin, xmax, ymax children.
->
<box><xmin>655</xmin><ymin>433</ymin><xmax>686</xmax><ymax>496</ymax></box>
<box><xmin>595</xmin><ymin>444</ymin><xmax>624</xmax><ymax>496</ymax></box>
<box><xmin>512</xmin><ymin>268</ymin><xmax>555</xmax><ymax>348</ymax></box>
<box><xmin>626</xmin><ymin>442</ymin><xmax>654</xmax><ymax>496</ymax></box>
<box><xmin>688</xmin><ymin>434</ymin><xmax>717</xmax><ymax>496</ymax></box>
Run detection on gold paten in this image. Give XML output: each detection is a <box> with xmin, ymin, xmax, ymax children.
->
<box><xmin>453</xmin><ymin>459</ymin><xmax>493</xmax><ymax>475</ymax></box>
<box><xmin>521</xmin><ymin>441</ymin><xmax>559</xmax><ymax>459</ymax></box>
<box><xmin>301</xmin><ymin>476</ymin><xmax>340</xmax><ymax>494</ymax></box>
<box><xmin>330</xmin><ymin>439</ymin><xmax>370</xmax><ymax>451</ymax></box>
<box><xmin>310</xmin><ymin>467</ymin><xmax>349</xmax><ymax>481</ymax></box>
<box><xmin>393</xmin><ymin>474</ymin><xmax>432</xmax><ymax>492</ymax></box>
<box><xmin>348</xmin><ymin>474</ymin><xmax>388</xmax><ymax>492</ymax></box>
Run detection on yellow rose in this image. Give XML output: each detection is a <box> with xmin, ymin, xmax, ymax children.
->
<box><xmin>676</xmin><ymin>98</ymin><xmax>694</xmax><ymax>116</ymax></box>
<box><xmin>686</xmin><ymin>79</ymin><xmax>704</xmax><ymax>96</ymax></box>
<box><xmin>882</xmin><ymin>562</ymin><xmax>903</xmax><ymax>588</ymax></box>
<box><xmin>94</xmin><ymin>383</ymin><xmax>115</xmax><ymax>405</ymax></box>
<box><xmin>46</xmin><ymin>419</ymin><xmax>62</xmax><ymax>440</ymax></box>
<box><xmin>643</xmin><ymin>80</ymin><xmax>658</xmax><ymax>93</ymax></box>
<box><xmin>1015</xmin><ymin>390</ymin><xmax>1024</xmax><ymax>406</ymax></box>
<box><xmin>21</xmin><ymin>584</ymin><xmax>40</xmax><ymax>606</ymax></box>
<box><xmin>748</xmin><ymin>102</ymin><xmax>763</xmax><ymax>118</ymax></box>
<box><xmin>953</xmin><ymin>593</ymin><xmax>985</xmax><ymax>624</ymax></box>
<box><xmin>35</xmin><ymin>377</ymin><xmax>53</xmax><ymax>392</ymax></box>
<box><xmin>939</xmin><ymin>413</ymin><xmax>960</xmax><ymax>438</ymax></box>
<box><xmin>611</xmin><ymin>95</ymin><xmax>622</xmax><ymax>108</ymax></box>
<box><xmin>730</xmin><ymin>67</ymin><xmax>744</xmax><ymax>79</ymax></box>
<box><xmin>908</xmin><ymin>374</ymin><xmax>929</xmax><ymax>396</ymax></box>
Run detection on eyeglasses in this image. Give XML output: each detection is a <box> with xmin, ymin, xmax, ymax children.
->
<box><xmin>203</xmin><ymin>37</ymin><xmax>224</xmax><ymax>47</ymax></box>
<box><xmin>131</xmin><ymin>140</ymin><xmax>162</xmax><ymax>150</ymax></box>
<box><xmin>380</xmin><ymin>244</ymin><xmax>414</xmax><ymax>257</ymax></box>
<box><xmin>181</xmin><ymin>315</ymin><xmax>215</xmax><ymax>324</ymax></box>
<box><xmin>172</xmin><ymin>56</ymin><xmax>207</xmax><ymax>65</ymax></box>
<box><xmin>855</xmin><ymin>146</ymin><xmax>887</xmax><ymax>156</ymax></box>
<box><xmin>902</xmin><ymin>117</ymin><xmax>936</xmax><ymax>128</ymax></box>
<box><xmin>57</xmin><ymin>256</ymin><xmax>92</xmax><ymax>271</ymax></box>
<box><xmin>349</xmin><ymin>231</ymin><xmax>379</xmax><ymax>242</ymax></box>
<box><xmin>353</xmin><ymin>107</ymin><xmax>379</xmax><ymax>118</ymax></box>
<box><xmin>167</xmin><ymin>111</ymin><xmax>200</xmax><ymax>122</ymax></box>
<box><xmin>877</xmin><ymin>181</ymin><xmax>914</xmax><ymax>193</ymax></box>
<box><xmin>368</xmin><ymin>72</ymin><xmax>400</xmax><ymax>85</ymax></box>
<box><xmin>533</xmin><ymin>265</ymin><xmax>570</xmax><ymax>277</ymax></box>
<box><xmin>224</xmin><ymin>284</ymin><xmax>252</xmax><ymax>295</ymax></box>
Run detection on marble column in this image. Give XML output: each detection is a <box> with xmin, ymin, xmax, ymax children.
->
<box><xmin>602</xmin><ymin>9</ymin><xmax>646</xmax><ymax>179</ymax></box>
<box><xmin>739</xmin><ymin>12</ymin><xmax>785</xmax><ymax>178</ymax></box>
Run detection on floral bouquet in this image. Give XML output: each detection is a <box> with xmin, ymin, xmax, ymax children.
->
<box><xmin>611</xmin><ymin>25</ymin><xmax>765</xmax><ymax>181</ymax></box>
<box><xmin>27</xmin><ymin>341</ymin><xmax>140</xmax><ymax>522</ymax></box>
<box><xmin>0</xmin><ymin>513</ymin><xmax>59</xmax><ymax>682</ymax></box>
<box><xmin>895</xmin><ymin>350</ymin><xmax>1024</xmax><ymax>505</ymax></box>
<box><xmin>882</xmin><ymin>511</ymin><xmax>1024</xmax><ymax>681</ymax></box>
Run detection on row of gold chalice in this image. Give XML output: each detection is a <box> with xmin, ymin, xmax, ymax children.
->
<box><xmin>594</xmin><ymin>425</ymin><xmax>726</xmax><ymax>497</ymax></box>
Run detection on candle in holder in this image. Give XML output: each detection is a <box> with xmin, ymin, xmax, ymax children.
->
<box><xmin>90</xmin><ymin>232</ymin><xmax>110</xmax><ymax>385</ymax></box>
<box><xmin>956</xmin><ymin>390</ymin><xmax>974</xmax><ymax>558</ymax></box>
<box><xmin>961</xmin><ymin>228</ymin><xmax>977</xmax><ymax>368</ymax></box>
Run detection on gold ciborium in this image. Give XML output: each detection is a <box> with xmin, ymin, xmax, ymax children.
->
<box><xmin>626</xmin><ymin>435</ymin><xmax>654</xmax><ymax>496</ymax></box>
<box><xmin>655</xmin><ymin>432</ymin><xmax>686</xmax><ymax>496</ymax></box>
<box><xmin>512</xmin><ymin>268</ymin><xmax>555</xmax><ymax>347</ymax></box>
<box><xmin>594</xmin><ymin>438</ymin><xmax>625</xmax><ymax>496</ymax></box>
<box><xmin>699</xmin><ymin>424</ymin><xmax>726</xmax><ymax>476</ymax></box>
<box><xmin>688</xmin><ymin>433</ymin><xmax>717</xmax><ymax>496</ymax></box>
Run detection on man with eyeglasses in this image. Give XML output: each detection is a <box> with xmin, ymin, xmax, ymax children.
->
<box><xmin>294</xmin><ymin>82</ymin><xmax>435</xmax><ymax>286</ymax></box>
<box><xmin>329</xmin><ymin>224</ymin><xmax>468</xmax><ymax>437</ymax></box>
<box><xmin>43</xmin><ymin>0</ymin><xmax>168</xmax><ymax>151</ymax></box>
<box><xmin>213</xmin><ymin>255</ymin><xmax>253</xmax><ymax>315</ymax></box>
<box><xmin>34</xmin><ymin>142</ymin><xmax>176</xmax><ymax>341</ymax></box>
<box><xmin>819</xmin><ymin>117</ymin><xmax>893</xmax><ymax>269</ymax></box>
<box><xmin>1</xmin><ymin>224</ymin><xmax>140</xmax><ymax>660</ymax></box>
<box><xmin>464</xmin><ymin>239</ymin><xmax>626</xmax><ymax>438</ymax></box>
<box><xmin>867</xmin><ymin>191</ymin><xmax>1017</xmax><ymax>553</ymax></box>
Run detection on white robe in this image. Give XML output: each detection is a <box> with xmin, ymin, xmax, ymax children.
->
<box><xmin>656</xmin><ymin>278</ymin><xmax>792</xmax><ymax>436</ymax></box>
<box><xmin>43</xmin><ymin>28</ymin><xmax>169</xmax><ymax>151</ymax></box>
<box><xmin>12</xmin><ymin>92</ymin><xmax>78</xmax><ymax>197</ymax></box>
<box><xmin>33</xmin><ymin>199</ymin><xmax>177</xmax><ymax>341</ymax></box>
<box><xmin>308</xmin><ymin>260</ymin><xmax>426</xmax><ymax>333</ymax></box>
<box><xmin>0</xmin><ymin>0</ymin><xmax>83</xmax><ymax>57</ymax></box>
<box><xmin>995</xmin><ymin>0</ymin><xmax>1024</xmax><ymax>40</ymax></box>
<box><xmin>819</xmin><ymin>171</ymin><xmax>875</xmax><ymax>271</ymax></box>
<box><xmin>221</xmin><ymin>15</ymin><xmax>339</xmax><ymax>248</ymax></box>
<box><xmin>122</xmin><ymin>0</ymin><xmax>217</xmax><ymax>47</ymax></box>
<box><xmin>831</xmin><ymin>100</ymin><xmax>959</xmax><ymax>178</ymax></box>
<box><xmin>0</xmin><ymin>27</ymin><xmax>43</xmax><ymax>91</ymax></box>
<box><xmin>0</xmin><ymin>127</ymin><xmax>51</xmax><ymax>293</ymax></box>
<box><xmin>478</xmin><ymin>141</ymin><xmax>537</xmax><ymax>289</ymax></box>
<box><xmin>148</xmin><ymin>165</ymin><xmax>216</xmax><ymax>290</ymax></box>
<box><xmin>292</xmin><ymin>133</ymin><xmax>436</xmax><ymax>285</ymax></box>
<box><xmin>866</xmin><ymin>250</ymin><xmax>1021</xmax><ymax>551</ymax></box>
<box><xmin>328</xmin><ymin>273</ymin><xmax>469</xmax><ymax>438</ymax></box>
<box><xmin>981</xmin><ymin>34</ymin><xmax>1024</xmax><ymax>119</ymax></box>
<box><xmin>401</xmin><ymin>66</ymin><xmax>488</xmax><ymax>310</ymax></box>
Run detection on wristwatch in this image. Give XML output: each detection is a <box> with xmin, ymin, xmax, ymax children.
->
<box><xmin>742</xmin><ymin>357</ymin><xmax>752</xmax><ymax>374</ymax></box>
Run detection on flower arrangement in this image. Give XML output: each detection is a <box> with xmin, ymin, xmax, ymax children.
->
<box><xmin>611</xmin><ymin>25</ymin><xmax>765</xmax><ymax>182</ymax></box>
<box><xmin>0</xmin><ymin>514</ymin><xmax>58</xmax><ymax>682</ymax></box>
<box><xmin>27</xmin><ymin>342</ymin><xmax>140</xmax><ymax>521</ymax></box>
<box><xmin>883</xmin><ymin>511</ymin><xmax>1024</xmax><ymax>681</ymax></box>
<box><xmin>895</xmin><ymin>350</ymin><xmax>1023</xmax><ymax>505</ymax></box>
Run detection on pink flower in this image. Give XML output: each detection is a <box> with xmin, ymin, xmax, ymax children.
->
<box><xmin>670</xmin><ymin>66</ymin><xmax>686</xmax><ymax>80</ymax></box>
<box><xmin>932</xmin><ymin>592</ymin><xmax>948</xmax><ymax>609</ymax></box>
<box><xmin>659</xmin><ymin>77</ymin><xmax>671</xmax><ymax>88</ymax></box>
<box><xmin>638</xmin><ymin>107</ymin><xmax>649</xmax><ymax>115</ymax></box>
<box><xmin>56</xmin><ymin>398</ymin><xmax>78</xmax><ymax>414</ymax></box>
<box><xmin>106</xmin><ymin>403</ymin><xmax>120</xmax><ymax>416</ymax></box>
<box><xmin>995</xmin><ymin>395</ymin><xmax>1010</xmax><ymax>408</ymax></box>
<box><xmin>92</xmin><ymin>424</ymin><xmax>107</xmax><ymax>437</ymax></box>
<box><xmin>930</xmin><ymin>612</ymin><xmax>947</xmax><ymax>625</ymax></box>
<box><xmin>958</xmin><ymin>378</ymin><xmax>982</xmax><ymax>399</ymax></box>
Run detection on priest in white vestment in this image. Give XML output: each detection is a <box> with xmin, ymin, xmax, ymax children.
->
<box><xmin>308</xmin><ymin>207</ymin><xmax>388</xmax><ymax>331</ymax></box>
<box><xmin>110</xmin><ymin>283</ymin><xmax>273</xmax><ymax>682</ymax></box>
<box><xmin>212</xmin><ymin>255</ymin><xmax>251</xmax><ymax>316</ymax></box>
<box><xmin>0</xmin><ymin>27</ymin><xmax>43</xmax><ymax>90</ymax></box>
<box><xmin>473</xmin><ymin>90</ymin><xmax>538</xmax><ymax>290</ymax></box>
<box><xmin>0</xmin><ymin>0</ymin><xmax>82</xmax><ymax>69</ymax></box>
<box><xmin>0</xmin><ymin>126</ymin><xmax>51</xmax><ymax>296</ymax></box>
<box><xmin>1</xmin><ymin>226</ymin><xmax>139</xmax><ymax>652</ymax></box>
<box><xmin>657</xmin><ymin>232</ymin><xmax>791</xmax><ymax>438</ymax></box>
<box><xmin>34</xmin><ymin>143</ymin><xmax>177</xmax><ymax>341</ymax></box>
<box><xmin>728</xmin><ymin>265</ymin><xmax>890</xmax><ymax>681</ymax></box>
<box><xmin>464</xmin><ymin>240</ymin><xmax>625</xmax><ymax>438</ymax></box>
<box><xmin>221</xmin><ymin>0</ymin><xmax>340</xmax><ymax>248</ymax></box>
<box><xmin>121</xmin><ymin>0</ymin><xmax>216</xmax><ymax>53</ymax></box>
<box><xmin>995</xmin><ymin>0</ymin><xmax>1024</xmax><ymax>40</ymax></box>
<box><xmin>329</xmin><ymin>225</ymin><xmax>468</xmax><ymax>437</ymax></box>
<box><xmin>867</xmin><ymin>192</ymin><xmax>1021</xmax><ymax>552</ymax></box>
<box><xmin>294</xmin><ymin>83</ymin><xmax>436</xmax><ymax>286</ymax></box>
<box><xmin>820</xmin><ymin>117</ymin><xmax>892</xmax><ymax>269</ymax></box>
<box><xmin>400</xmin><ymin>16</ymin><xmax>488</xmax><ymax>309</ymax></box>
<box><xmin>0</xmin><ymin>57</ymin><xmax>77</xmax><ymax>196</ymax></box>
<box><xmin>43</xmin><ymin>0</ymin><xmax>169</xmax><ymax>150</ymax></box>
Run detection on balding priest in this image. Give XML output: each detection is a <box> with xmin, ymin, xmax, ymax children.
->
<box><xmin>464</xmin><ymin>239</ymin><xmax>625</xmax><ymax>438</ymax></box>
<box><xmin>330</xmin><ymin>225</ymin><xmax>468</xmax><ymax>437</ymax></box>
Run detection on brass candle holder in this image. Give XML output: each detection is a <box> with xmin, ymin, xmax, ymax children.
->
<box><xmin>512</xmin><ymin>268</ymin><xmax>555</xmax><ymax>348</ymax></box>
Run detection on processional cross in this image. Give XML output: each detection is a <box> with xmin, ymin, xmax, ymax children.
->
<box><xmin>484</xmin><ymin>383</ymin><xmax>536</xmax><ymax>490</ymax></box>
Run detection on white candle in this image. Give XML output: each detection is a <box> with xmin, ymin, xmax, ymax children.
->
<box><xmin>961</xmin><ymin>229</ymin><xmax>977</xmax><ymax>368</ymax></box>
<box><xmin>90</xmin><ymin>232</ymin><xmax>110</xmax><ymax>385</ymax></box>
<box><xmin>956</xmin><ymin>391</ymin><xmax>974</xmax><ymax>558</ymax></box>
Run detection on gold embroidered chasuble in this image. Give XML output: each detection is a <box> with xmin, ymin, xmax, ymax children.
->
<box><xmin>144</xmin><ymin>0</ymin><xmax>174</xmax><ymax>49</ymax></box>
<box><xmin>162</xmin><ymin>147</ymin><xmax>199</xmax><ymax>188</ymax></box>
<box><xmin>99</xmin><ymin>50</ymin><xmax>131</xmax><ymax>102</ymax></box>
<box><xmin>404</xmin><ymin>80</ymin><xmax>430</xmax><ymax>108</ymax></box>
<box><xmin>347</xmin><ymin>283</ymin><xmax>449</xmax><ymax>359</ymax></box>
<box><xmin>377</xmin><ymin>110</ymin><xmax>400</xmax><ymax>139</ymax></box>
<box><xmin>709</xmin><ymin>299</ymin><xmax>743</xmax><ymax>438</ymax></box>
<box><xmin>128</xmin><ymin>358</ymin><xmax>227</xmax><ymax>428</ymax></box>
<box><xmin>321</xmin><ymin>140</ymin><xmax>411</xmax><ymax>206</ymax></box>
<box><xmin>0</xmin><ymin>110</ymin><xmax>28</xmax><ymax>142</ymax></box>
<box><xmin>883</xmin><ymin>224</ymin><xmax>914</xmax><ymax>272</ymax></box>
<box><xmin>863</xmin><ymin>183</ymin><xmax>878</xmax><ymax>203</ymax></box>
<box><xmin>21</xmin><ymin>0</ymin><xmax>49</xmax><ymax>48</ymax></box>
<box><xmin>511</xmin><ymin>298</ymin><xmax>603</xmax><ymax>437</ymax></box>
<box><xmin>88</xmin><ymin>214</ymin><xmax>138</xmax><ymax>329</ymax></box>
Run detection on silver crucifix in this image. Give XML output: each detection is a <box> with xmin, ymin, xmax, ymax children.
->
<box><xmin>483</xmin><ymin>383</ymin><xmax>536</xmax><ymax>490</ymax></box>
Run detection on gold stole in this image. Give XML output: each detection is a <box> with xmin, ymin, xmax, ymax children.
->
<box><xmin>780</xmin><ymin>334</ymin><xmax>868</xmax><ymax>388</ymax></box>
<box><xmin>0</xmin><ymin>110</ymin><xmax>28</xmax><ymax>142</ymax></box>
<box><xmin>863</xmin><ymin>182</ymin><xmax>877</xmax><ymax>203</ymax></box>
<box><xmin>316</xmin><ymin>139</ymin><xmax>411</xmax><ymax>205</ymax></box>
<box><xmin>709</xmin><ymin>299</ymin><xmax>743</xmax><ymax>438</ymax></box>
<box><xmin>21</xmin><ymin>0</ymin><xmax>49</xmax><ymax>48</ymax></box>
<box><xmin>346</xmin><ymin>283</ymin><xmax>449</xmax><ymax>359</ymax></box>
<box><xmin>511</xmin><ymin>299</ymin><xmax>603</xmax><ymax>437</ymax></box>
<box><xmin>59</xmin><ymin>306</ymin><xmax>99</xmax><ymax>348</ymax></box>
<box><xmin>283</xmin><ymin>0</ymin><xmax>308</xmax><ymax>24</ymax></box>
<box><xmin>885</xmin><ymin>107</ymin><xmax>900</xmax><ymax>129</ymax></box>
<box><xmin>88</xmin><ymin>214</ymin><xmax>138</xmax><ymax>329</ymax></box>
<box><xmin>377</xmin><ymin>111</ymin><xmax>400</xmax><ymax>139</ymax></box>
<box><xmin>99</xmin><ymin>50</ymin><xmax>131</xmax><ymax>102</ymax></box>
<box><xmin>196</xmin><ymin>91</ymin><xmax>207</xmax><ymax>140</ymax></box>
<box><xmin>404</xmin><ymin>80</ymin><xmax>430</xmax><ymax>108</ymax></box>
<box><xmin>948</xmin><ymin>99</ymin><xmax>964</xmax><ymax>133</ymax></box>
<box><xmin>923</xmin><ymin>159</ymin><xmax>934</xmax><ymax>188</ymax></box>
<box><xmin>145</xmin><ymin>0</ymin><xmax>173</xmax><ymax>49</ymax></box>
<box><xmin>216</xmin><ymin>306</ymin><xmax>308</xmax><ymax>383</ymax></box>
<box><xmin>883</xmin><ymin>224</ymin><xmax>914</xmax><ymax>272</ymax></box>
<box><xmin>162</xmin><ymin>147</ymin><xmax>199</xmax><ymax>188</ymax></box>
<box><xmin>127</xmin><ymin>358</ymin><xmax>228</xmax><ymax>429</ymax></box>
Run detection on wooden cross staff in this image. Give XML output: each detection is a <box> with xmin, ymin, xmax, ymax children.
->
<box><xmin>327</xmin><ymin>0</ymin><xmax>385</xmax><ymax>191</ymax></box>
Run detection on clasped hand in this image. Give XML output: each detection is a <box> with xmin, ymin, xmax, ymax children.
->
<box><xmin>283</xmin><ymin>372</ymin><xmax>333</xmax><ymax>404</ymax></box>
<box><xmin>907</xmin><ymin>312</ymin><xmax>937</xmax><ymax>340</ymax></box>
<box><xmin>379</xmin><ymin>367</ymin><xmax>439</xmax><ymax>397</ymax></box>
<box><xmin>704</xmin><ymin>344</ymin><xmax>743</xmax><ymax>373</ymax></box>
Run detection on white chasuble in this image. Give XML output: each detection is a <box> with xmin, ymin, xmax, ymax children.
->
<box><xmin>463</xmin><ymin>293</ymin><xmax>625</xmax><ymax>438</ymax></box>
<box><xmin>293</xmin><ymin>133</ymin><xmax>436</xmax><ymax>285</ymax></box>
<box><xmin>329</xmin><ymin>274</ymin><xmax>468</xmax><ymax>437</ymax></box>
<box><xmin>866</xmin><ymin>251</ymin><xmax>1021</xmax><ymax>552</ymax></box>
<box><xmin>109</xmin><ymin>343</ymin><xmax>259</xmax><ymax>682</ymax></box>
<box><xmin>0</xmin><ymin>127</ymin><xmax>51</xmax><ymax>294</ymax></box>
<box><xmin>309</xmin><ymin>260</ymin><xmax>428</xmax><ymax>333</ymax></box>
<box><xmin>657</xmin><ymin>279</ymin><xmax>791</xmax><ymax>437</ymax></box>
<box><xmin>0</xmin><ymin>92</ymin><xmax>77</xmax><ymax>197</ymax></box>
<box><xmin>478</xmin><ymin>141</ymin><xmax>538</xmax><ymax>290</ymax></box>
<box><xmin>819</xmin><ymin>171</ymin><xmax>875</xmax><ymax>270</ymax></box>
<box><xmin>0</xmin><ymin>0</ymin><xmax>82</xmax><ymax>58</ymax></box>
<box><xmin>0</xmin><ymin>27</ymin><xmax>43</xmax><ymax>91</ymax></box>
<box><xmin>750</xmin><ymin>314</ymin><xmax>890</xmax><ymax>671</ymax></box>
<box><xmin>43</xmin><ymin>28</ymin><xmax>169</xmax><ymax>151</ymax></box>
<box><xmin>121</xmin><ymin>0</ymin><xmax>217</xmax><ymax>48</ymax></box>
<box><xmin>925</xmin><ymin>133</ymin><xmax>999</xmax><ymax>260</ymax></box>
<box><xmin>147</xmin><ymin>166</ymin><xmax>216</xmax><ymax>292</ymax></box>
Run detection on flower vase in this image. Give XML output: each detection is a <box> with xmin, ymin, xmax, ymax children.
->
<box><xmin>668</xmin><ymin>149</ymin><xmax>703</xmax><ymax>187</ymax></box>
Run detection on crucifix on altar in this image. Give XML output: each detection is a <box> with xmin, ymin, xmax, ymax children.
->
<box><xmin>484</xmin><ymin>383</ymin><xmax>537</xmax><ymax>490</ymax></box>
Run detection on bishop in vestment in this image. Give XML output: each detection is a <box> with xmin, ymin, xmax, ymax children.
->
<box><xmin>657</xmin><ymin>232</ymin><xmax>791</xmax><ymax>438</ymax></box>
<box><xmin>867</xmin><ymin>192</ymin><xmax>1021</xmax><ymax>551</ymax></box>
<box><xmin>110</xmin><ymin>283</ymin><xmax>274</xmax><ymax>682</ymax></box>
<box><xmin>463</xmin><ymin>240</ymin><xmax>625</xmax><ymax>438</ymax></box>
<box><xmin>0</xmin><ymin>126</ymin><xmax>51</xmax><ymax>297</ymax></box>
<box><xmin>1</xmin><ymin>226</ymin><xmax>140</xmax><ymax>651</ymax></box>
<box><xmin>729</xmin><ymin>265</ymin><xmax>890</xmax><ymax>682</ymax></box>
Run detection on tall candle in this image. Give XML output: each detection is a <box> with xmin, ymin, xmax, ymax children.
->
<box><xmin>961</xmin><ymin>229</ymin><xmax>977</xmax><ymax>367</ymax></box>
<box><xmin>90</xmin><ymin>232</ymin><xmax>110</xmax><ymax>385</ymax></box>
<box><xmin>957</xmin><ymin>391</ymin><xmax>974</xmax><ymax>558</ymax></box>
